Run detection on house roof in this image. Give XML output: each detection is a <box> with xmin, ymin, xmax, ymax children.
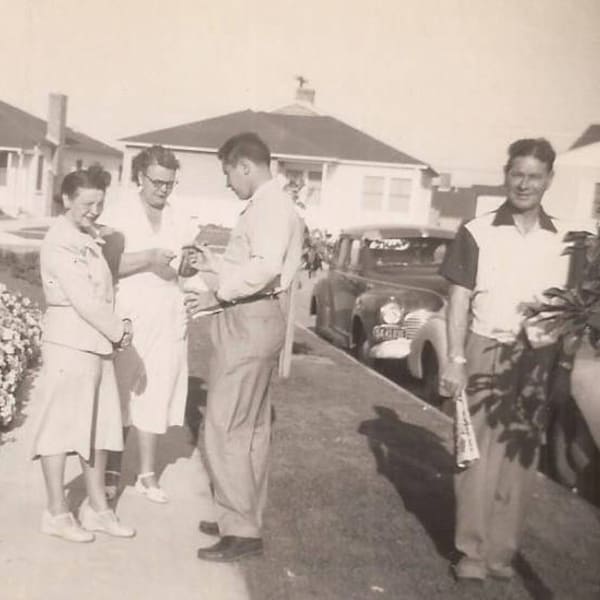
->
<box><xmin>570</xmin><ymin>124</ymin><xmax>600</xmax><ymax>150</ymax></box>
<box><xmin>0</xmin><ymin>99</ymin><xmax>122</xmax><ymax>157</ymax></box>
<box><xmin>121</xmin><ymin>109</ymin><xmax>429</xmax><ymax>167</ymax></box>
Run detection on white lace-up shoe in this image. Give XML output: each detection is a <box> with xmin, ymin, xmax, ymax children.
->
<box><xmin>41</xmin><ymin>510</ymin><xmax>95</xmax><ymax>543</ymax></box>
<box><xmin>79</xmin><ymin>499</ymin><xmax>136</xmax><ymax>538</ymax></box>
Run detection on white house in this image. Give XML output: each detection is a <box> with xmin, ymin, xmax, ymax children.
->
<box><xmin>0</xmin><ymin>94</ymin><xmax>122</xmax><ymax>217</ymax></box>
<box><xmin>119</xmin><ymin>88</ymin><xmax>436</xmax><ymax>231</ymax></box>
<box><xmin>543</xmin><ymin>124</ymin><xmax>600</xmax><ymax>225</ymax></box>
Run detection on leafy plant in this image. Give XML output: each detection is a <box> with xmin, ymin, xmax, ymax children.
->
<box><xmin>525</xmin><ymin>230</ymin><xmax>600</xmax><ymax>351</ymax></box>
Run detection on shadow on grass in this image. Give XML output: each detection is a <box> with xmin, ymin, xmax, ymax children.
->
<box><xmin>358</xmin><ymin>405</ymin><xmax>456</xmax><ymax>560</ymax></box>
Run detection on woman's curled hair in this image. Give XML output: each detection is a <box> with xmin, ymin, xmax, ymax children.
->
<box><xmin>61</xmin><ymin>164</ymin><xmax>112</xmax><ymax>198</ymax></box>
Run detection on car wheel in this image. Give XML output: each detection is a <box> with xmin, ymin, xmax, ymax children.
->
<box><xmin>422</xmin><ymin>347</ymin><xmax>448</xmax><ymax>411</ymax></box>
<box><xmin>353</xmin><ymin>324</ymin><xmax>374</xmax><ymax>368</ymax></box>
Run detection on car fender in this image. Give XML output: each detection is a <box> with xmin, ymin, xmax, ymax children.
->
<box><xmin>350</xmin><ymin>291</ymin><xmax>389</xmax><ymax>346</ymax></box>
<box><xmin>407</xmin><ymin>312</ymin><xmax>447</xmax><ymax>380</ymax></box>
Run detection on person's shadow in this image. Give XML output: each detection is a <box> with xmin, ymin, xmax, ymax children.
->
<box><xmin>65</xmin><ymin>375</ymin><xmax>208</xmax><ymax>510</ymax></box>
<box><xmin>358</xmin><ymin>405</ymin><xmax>457</xmax><ymax>559</ymax></box>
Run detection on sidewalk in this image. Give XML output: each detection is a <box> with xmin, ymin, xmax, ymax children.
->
<box><xmin>1</xmin><ymin>315</ymin><xmax>599</xmax><ymax>599</ymax></box>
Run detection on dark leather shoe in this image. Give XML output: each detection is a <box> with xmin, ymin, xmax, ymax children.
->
<box><xmin>196</xmin><ymin>536</ymin><xmax>263</xmax><ymax>562</ymax></box>
<box><xmin>198</xmin><ymin>520</ymin><xmax>219</xmax><ymax>536</ymax></box>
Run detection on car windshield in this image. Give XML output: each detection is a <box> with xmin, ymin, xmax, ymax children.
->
<box><xmin>366</xmin><ymin>237</ymin><xmax>450</xmax><ymax>267</ymax></box>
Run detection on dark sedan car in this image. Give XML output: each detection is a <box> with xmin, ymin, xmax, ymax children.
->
<box><xmin>310</xmin><ymin>224</ymin><xmax>453</xmax><ymax>376</ymax></box>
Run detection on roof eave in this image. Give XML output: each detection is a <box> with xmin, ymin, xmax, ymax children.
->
<box><xmin>122</xmin><ymin>141</ymin><xmax>429</xmax><ymax>169</ymax></box>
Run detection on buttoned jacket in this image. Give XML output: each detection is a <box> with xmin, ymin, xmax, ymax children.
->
<box><xmin>40</xmin><ymin>216</ymin><xmax>124</xmax><ymax>355</ymax></box>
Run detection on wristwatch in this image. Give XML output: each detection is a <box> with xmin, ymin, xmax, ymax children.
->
<box><xmin>449</xmin><ymin>355</ymin><xmax>467</xmax><ymax>365</ymax></box>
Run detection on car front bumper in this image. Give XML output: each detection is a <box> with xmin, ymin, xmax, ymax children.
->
<box><xmin>368</xmin><ymin>338</ymin><xmax>412</xmax><ymax>360</ymax></box>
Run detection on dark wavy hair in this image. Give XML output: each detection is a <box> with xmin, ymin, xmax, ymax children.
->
<box><xmin>131</xmin><ymin>145</ymin><xmax>180</xmax><ymax>182</ymax></box>
<box><xmin>61</xmin><ymin>164</ymin><xmax>112</xmax><ymax>199</ymax></box>
<box><xmin>505</xmin><ymin>138</ymin><xmax>556</xmax><ymax>173</ymax></box>
<box><xmin>218</xmin><ymin>132</ymin><xmax>271</xmax><ymax>166</ymax></box>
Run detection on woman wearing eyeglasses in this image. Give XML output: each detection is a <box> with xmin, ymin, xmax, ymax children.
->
<box><xmin>102</xmin><ymin>145</ymin><xmax>194</xmax><ymax>503</ymax></box>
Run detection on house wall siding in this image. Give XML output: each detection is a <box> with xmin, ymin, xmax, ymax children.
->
<box><xmin>121</xmin><ymin>145</ymin><xmax>433</xmax><ymax>230</ymax></box>
<box><xmin>543</xmin><ymin>143</ymin><xmax>600</xmax><ymax>225</ymax></box>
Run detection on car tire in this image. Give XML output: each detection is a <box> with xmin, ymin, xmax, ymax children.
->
<box><xmin>353</xmin><ymin>324</ymin><xmax>374</xmax><ymax>368</ymax></box>
<box><xmin>422</xmin><ymin>347</ymin><xmax>447</xmax><ymax>410</ymax></box>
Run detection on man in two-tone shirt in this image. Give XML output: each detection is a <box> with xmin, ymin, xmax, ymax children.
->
<box><xmin>186</xmin><ymin>133</ymin><xmax>304</xmax><ymax>563</ymax></box>
<box><xmin>440</xmin><ymin>138</ymin><xmax>569</xmax><ymax>581</ymax></box>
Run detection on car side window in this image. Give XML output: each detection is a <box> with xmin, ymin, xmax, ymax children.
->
<box><xmin>335</xmin><ymin>237</ymin><xmax>351</xmax><ymax>269</ymax></box>
<box><xmin>348</xmin><ymin>239</ymin><xmax>362</xmax><ymax>270</ymax></box>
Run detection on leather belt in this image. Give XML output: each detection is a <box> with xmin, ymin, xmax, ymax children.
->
<box><xmin>221</xmin><ymin>289</ymin><xmax>282</xmax><ymax>307</ymax></box>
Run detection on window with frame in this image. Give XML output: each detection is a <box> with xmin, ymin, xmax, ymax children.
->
<box><xmin>349</xmin><ymin>239</ymin><xmax>362</xmax><ymax>269</ymax></box>
<box><xmin>0</xmin><ymin>152</ymin><xmax>8</xmax><ymax>187</ymax></box>
<box><xmin>306</xmin><ymin>171</ymin><xmax>322</xmax><ymax>206</ymax></box>
<box><xmin>336</xmin><ymin>237</ymin><xmax>351</xmax><ymax>268</ymax></box>
<box><xmin>362</xmin><ymin>176</ymin><xmax>384</xmax><ymax>211</ymax></box>
<box><xmin>388</xmin><ymin>177</ymin><xmax>411</xmax><ymax>212</ymax></box>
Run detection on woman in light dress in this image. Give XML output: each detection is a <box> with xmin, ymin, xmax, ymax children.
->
<box><xmin>103</xmin><ymin>145</ymin><xmax>195</xmax><ymax>503</ymax></box>
<box><xmin>33</xmin><ymin>166</ymin><xmax>135</xmax><ymax>542</ymax></box>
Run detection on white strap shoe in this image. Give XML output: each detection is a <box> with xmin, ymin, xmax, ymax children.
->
<box><xmin>79</xmin><ymin>499</ymin><xmax>136</xmax><ymax>538</ymax></box>
<box><xmin>41</xmin><ymin>510</ymin><xmax>95</xmax><ymax>543</ymax></box>
<box><xmin>134</xmin><ymin>472</ymin><xmax>169</xmax><ymax>503</ymax></box>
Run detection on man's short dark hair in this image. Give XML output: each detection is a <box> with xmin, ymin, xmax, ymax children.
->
<box><xmin>131</xmin><ymin>145</ymin><xmax>179</xmax><ymax>182</ymax></box>
<box><xmin>218</xmin><ymin>132</ymin><xmax>271</xmax><ymax>166</ymax></box>
<box><xmin>505</xmin><ymin>138</ymin><xmax>556</xmax><ymax>173</ymax></box>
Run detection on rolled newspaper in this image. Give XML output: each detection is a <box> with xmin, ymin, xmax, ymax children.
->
<box><xmin>454</xmin><ymin>389</ymin><xmax>480</xmax><ymax>468</ymax></box>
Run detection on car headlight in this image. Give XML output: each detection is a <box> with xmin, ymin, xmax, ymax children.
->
<box><xmin>379</xmin><ymin>301</ymin><xmax>404</xmax><ymax>324</ymax></box>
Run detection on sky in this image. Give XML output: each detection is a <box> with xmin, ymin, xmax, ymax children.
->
<box><xmin>1</xmin><ymin>0</ymin><xmax>599</xmax><ymax>184</ymax></box>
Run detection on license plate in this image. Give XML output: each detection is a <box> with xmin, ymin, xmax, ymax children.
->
<box><xmin>372</xmin><ymin>325</ymin><xmax>406</xmax><ymax>342</ymax></box>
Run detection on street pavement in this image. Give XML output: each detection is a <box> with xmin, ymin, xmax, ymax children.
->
<box><xmin>0</xmin><ymin>220</ymin><xmax>599</xmax><ymax>599</ymax></box>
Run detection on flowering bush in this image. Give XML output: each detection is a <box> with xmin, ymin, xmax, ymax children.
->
<box><xmin>0</xmin><ymin>282</ymin><xmax>42</xmax><ymax>427</ymax></box>
<box><xmin>302</xmin><ymin>228</ymin><xmax>335</xmax><ymax>277</ymax></box>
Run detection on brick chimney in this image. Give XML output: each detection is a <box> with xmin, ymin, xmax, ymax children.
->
<box><xmin>46</xmin><ymin>93</ymin><xmax>67</xmax><ymax>146</ymax></box>
<box><xmin>295</xmin><ymin>85</ymin><xmax>315</xmax><ymax>105</ymax></box>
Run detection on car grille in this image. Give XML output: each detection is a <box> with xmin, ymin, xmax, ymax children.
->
<box><xmin>401</xmin><ymin>311</ymin><xmax>430</xmax><ymax>339</ymax></box>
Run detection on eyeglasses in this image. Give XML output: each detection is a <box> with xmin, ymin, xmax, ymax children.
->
<box><xmin>143</xmin><ymin>173</ymin><xmax>177</xmax><ymax>190</ymax></box>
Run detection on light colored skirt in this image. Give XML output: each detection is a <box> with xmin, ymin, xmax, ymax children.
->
<box><xmin>114</xmin><ymin>335</ymin><xmax>188</xmax><ymax>435</ymax></box>
<box><xmin>32</xmin><ymin>343</ymin><xmax>124</xmax><ymax>462</ymax></box>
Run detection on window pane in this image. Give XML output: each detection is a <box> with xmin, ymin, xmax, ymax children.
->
<box><xmin>306</xmin><ymin>171</ymin><xmax>322</xmax><ymax>206</ymax></box>
<box><xmin>389</xmin><ymin>177</ymin><xmax>411</xmax><ymax>212</ymax></box>
<box><xmin>349</xmin><ymin>239</ymin><xmax>362</xmax><ymax>268</ymax></box>
<box><xmin>362</xmin><ymin>176</ymin><xmax>384</xmax><ymax>211</ymax></box>
<box><xmin>336</xmin><ymin>238</ymin><xmax>350</xmax><ymax>267</ymax></box>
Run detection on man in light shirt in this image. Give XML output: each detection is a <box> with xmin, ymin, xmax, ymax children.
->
<box><xmin>440</xmin><ymin>138</ymin><xmax>569</xmax><ymax>582</ymax></box>
<box><xmin>186</xmin><ymin>132</ymin><xmax>304</xmax><ymax>562</ymax></box>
